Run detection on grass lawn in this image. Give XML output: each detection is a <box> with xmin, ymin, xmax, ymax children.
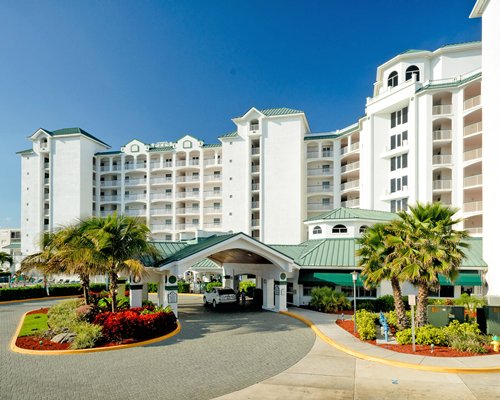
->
<box><xmin>18</xmin><ymin>313</ymin><xmax>49</xmax><ymax>337</ymax></box>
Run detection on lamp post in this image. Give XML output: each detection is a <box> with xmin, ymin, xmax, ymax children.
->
<box><xmin>351</xmin><ymin>271</ymin><xmax>358</xmax><ymax>333</ymax></box>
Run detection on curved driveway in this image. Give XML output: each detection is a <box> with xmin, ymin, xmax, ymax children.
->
<box><xmin>0</xmin><ymin>296</ymin><xmax>314</xmax><ymax>400</ymax></box>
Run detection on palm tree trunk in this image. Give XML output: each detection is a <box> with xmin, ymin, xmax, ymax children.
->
<box><xmin>390</xmin><ymin>277</ymin><xmax>408</xmax><ymax>330</ymax></box>
<box><xmin>80</xmin><ymin>273</ymin><xmax>90</xmax><ymax>305</ymax></box>
<box><xmin>416</xmin><ymin>283</ymin><xmax>429</xmax><ymax>327</ymax></box>
<box><xmin>109</xmin><ymin>270</ymin><xmax>118</xmax><ymax>313</ymax></box>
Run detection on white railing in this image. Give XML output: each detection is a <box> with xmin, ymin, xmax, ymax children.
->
<box><xmin>341</xmin><ymin>199</ymin><xmax>360</xmax><ymax>208</ymax></box>
<box><xmin>100</xmin><ymin>195</ymin><xmax>120</xmax><ymax>202</ymax></box>
<box><xmin>341</xmin><ymin>161</ymin><xmax>360</xmax><ymax>173</ymax></box>
<box><xmin>251</xmin><ymin>183</ymin><xmax>259</xmax><ymax>190</ymax></box>
<box><xmin>99</xmin><ymin>166</ymin><xmax>110</xmax><ymax>172</ymax></box>
<box><xmin>251</xmin><ymin>219</ymin><xmax>260</xmax><ymax>227</ymax></box>
<box><xmin>125</xmin><ymin>194</ymin><xmax>146</xmax><ymax>201</ymax></box>
<box><xmin>124</xmin><ymin>164</ymin><xmax>136</xmax><ymax>170</ymax></box>
<box><xmin>432</xmin><ymin>104</ymin><xmax>452</xmax><ymax>115</ymax></box>
<box><xmin>340</xmin><ymin>142</ymin><xmax>360</xmax><ymax>155</ymax></box>
<box><xmin>177</xmin><ymin>207</ymin><xmax>200</xmax><ymax>214</ymax></box>
<box><xmin>322</xmin><ymin>151</ymin><xmax>333</xmax><ymax>157</ymax></box>
<box><xmin>307</xmin><ymin>168</ymin><xmax>332</xmax><ymax>176</ymax></box>
<box><xmin>250</xmin><ymin>123</ymin><xmax>259</xmax><ymax>131</ymax></box>
<box><xmin>125</xmin><ymin>178</ymin><xmax>147</xmax><ymax>185</ymax></box>
<box><xmin>204</xmin><ymin>158</ymin><xmax>222</xmax><ymax>166</ymax></box>
<box><xmin>463</xmin><ymin>94</ymin><xmax>481</xmax><ymax>110</ymax></box>
<box><xmin>204</xmin><ymin>190</ymin><xmax>222</xmax><ymax>197</ymax></box>
<box><xmin>150</xmin><ymin>162</ymin><xmax>161</xmax><ymax>169</ymax></box>
<box><xmin>101</xmin><ymin>180</ymin><xmax>120</xmax><ymax>187</ymax></box>
<box><xmin>463</xmin><ymin>148</ymin><xmax>482</xmax><ymax>162</ymax></box>
<box><xmin>150</xmin><ymin>224</ymin><xmax>172</xmax><ymax>231</ymax></box>
<box><xmin>307</xmin><ymin>151</ymin><xmax>319</xmax><ymax>159</ymax></box>
<box><xmin>251</xmin><ymin>148</ymin><xmax>260</xmax><ymax>155</ymax></box>
<box><xmin>101</xmin><ymin>210</ymin><xmax>117</xmax><ymax>217</ymax></box>
<box><xmin>432</xmin><ymin>155</ymin><xmax>452</xmax><ymax>165</ymax></box>
<box><xmin>150</xmin><ymin>177</ymin><xmax>172</xmax><ymax>184</ymax></box>
<box><xmin>189</xmin><ymin>159</ymin><xmax>200</xmax><ymax>166</ymax></box>
<box><xmin>44</xmin><ymin>194</ymin><xmax>49</xmax><ymax>200</ymax></box>
<box><xmin>308</xmin><ymin>186</ymin><xmax>331</xmax><ymax>193</ymax></box>
<box><xmin>432</xmin><ymin>180</ymin><xmax>452</xmax><ymax>190</ymax></box>
<box><xmin>176</xmin><ymin>191</ymin><xmax>200</xmax><ymax>199</ymax></box>
<box><xmin>125</xmin><ymin>209</ymin><xmax>146</xmax><ymax>216</ymax></box>
<box><xmin>176</xmin><ymin>224</ymin><xmax>185</xmax><ymax>230</ymax></box>
<box><xmin>432</xmin><ymin>130</ymin><xmax>452</xmax><ymax>141</ymax></box>
<box><xmin>150</xmin><ymin>208</ymin><xmax>172</xmax><ymax>215</ymax></box>
<box><xmin>463</xmin><ymin>121</ymin><xmax>482</xmax><ymax>137</ymax></box>
<box><xmin>44</xmin><ymin>178</ymin><xmax>49</xmax><ymax>184</ymax></box>
<box><xmin>204</xmin><ymin>223</ymin><xmax>222</xmax><ymax>229</ymax></box>
<box><xmin>176</xmin><ymin>160</ymin><xmax>186</xmax><ymax>167</ymax></box>
<box><xmin>464</xmin><ymin>174</ymin><xmax>482</xmax><ymax>187</ymax></box>
<box><xmin>205</xmin><ymin>174</ymin><xmax>222</xmax><ymax>181</ymax></box>
<box><xmin>463</xmin><ymin>201</ymin><xmax>482</xmax><ymax>213</ymax></box>
<box><xmin>340</xmin><ymin>180</ymin><xmax>360</xmax><ymax>191</ymax></box>
<box><xmin>466</xmin><ymin>227</ymin><xmax>483</xmax><ymax>234</ymax></box>
<box><xmin>177</xmin><ymin>175</ymin><xmax>199</xmax><ymax>182</ymax></box>
<box><xmin>251</xmin><ymin>166</ymin><xmax>260</xmax><ymax>173</ymax></box>
<box><xmin>44</xmin><ymin>163</ymin><xmax>49</xmax><ymax>169</ymax></box>
<box><xmin>185</xmin><ymin>223</ymin><xmax>199</xmax><ymax>229</ymax></box>
<box><xmin>251</xmin><ymin>201</ymin><xmax>260</xmax><ymax>208</ymax></box>
<box><xmin>307</xmin><ymin>203</ymin><xmax>331</xmax><ymax>211</ymax></box>
<box><xmin>204</xmin><ymin>207</ymin><xmax>222</xmax><ymax>213</ymax></box>
<box><xmin>150</xmin><ymin>193</ymin><xmax>172</xmax><ymax>200</ymax></box>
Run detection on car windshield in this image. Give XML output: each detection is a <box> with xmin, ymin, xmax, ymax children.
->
<box><xmin>218</xmin><ymin>289</ymin><xmax>235</xmax><ymax>295</ymax></box>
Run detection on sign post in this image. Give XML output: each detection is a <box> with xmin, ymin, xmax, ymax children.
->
<box><xmin>409</xmin><ymin>294</ymin><xmax>416</xmax><ymax>352</ymax></box>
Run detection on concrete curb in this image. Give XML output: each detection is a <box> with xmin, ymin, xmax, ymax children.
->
<box><xmin>280</xmin><ymin>310</ymin><xmax>500</xmax><ymax>374</ymax></box>
<box><xmin>10</xmin><ymin>310</ymin><xmax>181</xmax><ymax>356</ymax></box>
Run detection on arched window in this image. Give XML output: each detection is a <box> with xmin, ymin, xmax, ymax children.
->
<box><xmin>250</xmin><ymin>119</ymin><xmax>259</xmax><ymax>131</ymax></box>
<box><xmin>359</xmin><ymin>225</ymin><xmax>368</xmax><ymax>233</ymax></box>
<box><xmin>332</xmin><ymin>224</ymin><xmax>348</xmax><ymax>233</ymax></box>
<box><xmin>313</xmin><ymin>226</ymin><xmax>322</xmax><ymax>234</ymax></box>
<box><xmin>405</xmin><ymin>65</ymin><xmax>420</xmax><ymax>82</ymax></box>
<box><xmin>388</xmin><ymin>71</ymin><xmax>398</xmax><ymax>88</ymax></box>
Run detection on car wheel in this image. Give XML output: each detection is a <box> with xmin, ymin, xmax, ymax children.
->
<box><xmin>203</xmin><ymin>297</ymin><xmax>208</xmax><ymax>306</ymax></box>
<box><xmin>212</xmin><ymin>300</ymin><xmax>217</xmax><ymax>309</ymax></box>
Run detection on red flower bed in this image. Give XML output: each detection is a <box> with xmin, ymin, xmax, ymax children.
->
<box><xmin>336</xmin><ymin>319</ymin><xmax>495</xmax><ymax>356</ymax></box>
<box><xmin>94</xmin><ymin>307</ymin><xmax>177</xmax><ymax>342</ymax></box>
<box><xmin>26</xmin><ymin>308</ymin><xmax>49</xmax><ymax>316</ymax></box>
<box><xmin>16</xmin><ymin>336</ymin><xmax>69</xmax><ymax>350</ymax></box>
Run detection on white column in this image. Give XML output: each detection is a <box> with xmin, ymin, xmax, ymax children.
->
<box><xmin>142</xmin><ymin>282</ymin><xmax>149</xmax><ymax>302</ymax></box>
<box><xmin>157</xmin><ymin>276</ymin><xmax>165</xmax><ymax>307</ymax></box>
<box><xmin>274</xmin><ymin>272</ymin><xmax>288</xmax><ymax>312</ymax></box>
<box><xmin>262</xmin><ymin>278</ymin><xmax>274</xmax><ymax>311</ymax></box>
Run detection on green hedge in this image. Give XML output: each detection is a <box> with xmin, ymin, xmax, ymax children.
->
<box><xmin>177</xmin><ymin>281</ymin><xmax>190</xmax><ymax>293</ymax></box>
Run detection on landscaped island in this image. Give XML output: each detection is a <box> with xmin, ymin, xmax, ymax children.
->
<box><xmin>15</xmin><ymin>296</ymin><xmax>177</xmax><ymax>351</ymax></box>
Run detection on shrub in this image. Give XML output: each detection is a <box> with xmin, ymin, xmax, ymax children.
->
<box><xmin>147</xmin><ymin>282</ymin><xmax>158</xmax><ymax>293</ymax></box>
<box><xmin>70</xmin><ymin>322</ymin><xmax>103</xmax><ymax>349</ymax></box>
<box><xmin>239</xmin><ymin>280</ymin><xmax>256</xmax><ymax>294</ymax></box>
<box><xmin>97</xmin><ymin>296</ymin><xmax>129</xmax><ymax>312</ymax></box>
<box><xmin>206</xmin><ymin>281</ymin><xmax>222</xmax><ymax>292</ymax></box>
<box><xmin>0</xmin><ymin>285</ymin><xmax>47</xmax><ymax>301</ymax></box>
<box><xmin>47</xmin><ymin>299</ymin><xmax>84</xmax><ymax>333</ymax></box>
<box><xmin>89</xmin><ymin>283</ymin><xmax>107</xmax><ymax>293</ymax></box>
<box><xmin>310</xmin><ymin>287</ymin><xmax>351</xmax><ymax>313</ymax></box>
<box><xmin>416</xmin><ymin>325</ymin><xmax>448</xmax><ymax>346</ymax></box>
<box><xmin>142</xmin><ymin>299</ymin><xmax>156</xmax><ymax>308</ymax></box>
<box><xmin>356</xmin><ymin>309</ymin><xmax>377</xmax><ymax>341</ymax></box>
<box><xmin>75</xmin><ymin>304</ymin><xmax>98</xmax><ymax>323</ymax></box>
<box><xmin>443</xmin><ymin>320</ymin><xmax>488</xmax><ymax>353</ymax></box>
<box><xmin>395</xmin><ymin>328</ymin><xmax>413</xmax><ymax>345</ymax></box>
<box><xmin>177</xmin><ymin>281</ymin><xmax>190</xmax><ymax>293</ymax></box>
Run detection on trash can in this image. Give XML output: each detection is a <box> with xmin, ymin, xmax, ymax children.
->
<box><xmin>485</xmin><ymin>306</ymin><xmax>500</xmax><ymax>335</ymax></box>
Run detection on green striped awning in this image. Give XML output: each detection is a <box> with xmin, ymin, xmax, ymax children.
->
<box><xmin>299</xmin><ymin>271</ymin><xmax>364</xmax><ymax>287</ymax></box>
<box><xmin>438</xmin><ymin>272</ymin><xmax>482</xmax><ymax>286</ymax></box>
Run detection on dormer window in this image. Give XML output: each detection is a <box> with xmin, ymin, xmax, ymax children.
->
<box><xmin>405</xmin><ymin>65</ymin><xmax>420</xmax><ymax>82</ymax></box>
<box><xmin>313</xmin><ymin>226</ymin><xmax>322</xmax><ymax>235</ymax></box>
<box><xmin>359</xmin><ymin>225</ymin><xmax>368</xmax><ymax>234</ymax></box>
<box><xmin>250</xmin><ymin>119</ymin><xmax>259</xmax><ymax>131</ymax></box>
<box><xmin>388</xmin><ymin>71</ymin><xmax>398</xmax><ymax>88</ymax></box>
<box><xmin>332</xmin><ymin>224</ymin><xmax>348</xmax><ymax>234</ymax></box>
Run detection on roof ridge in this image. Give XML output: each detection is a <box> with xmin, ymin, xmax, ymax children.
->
<box><xmin>298</xmin><ymin>239</ymin><xmax>327</xmax><ymax>260</ymax></box>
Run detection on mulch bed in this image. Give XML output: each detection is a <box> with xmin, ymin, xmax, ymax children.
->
<box><xmin>335</xmin><ymin>319</ymin><xmax>496</xmax><ymax>357</ymax></box>
<box><xmin>26</xmin><ymin>308</ymin><xmax>49</xmax><ymax>316</ymax></box>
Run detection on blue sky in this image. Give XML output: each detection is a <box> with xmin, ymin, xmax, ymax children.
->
<box><xmin>0</xmin><ymin>1</ymin><xmax>480</xmax><ymax>228</ymax></box>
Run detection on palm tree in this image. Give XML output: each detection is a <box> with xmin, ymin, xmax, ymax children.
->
<box><xmin>357</xmin><ymin>223</ymin><xmax>408</xmax><ymax>330</ymax></box>
<box><xmin>393</xmin><ymin>203</ymin><xmax>469</xmax><ymax>327</ymax></box>
<box><xmin>79</xmin><ymin>213</ymin><xmax>158</xmax><ymax>312</ymax></box>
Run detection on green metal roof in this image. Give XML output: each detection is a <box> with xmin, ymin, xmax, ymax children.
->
<box><xmin>190</xmin><ymin>258</ymin><xmax>221</xmax><ymax>270</ymax></box>
<box><xmin>462</xmin><ymin>238</ymin><xmax>487</xmax><ymax>268</ymax></box>
<box><xmin>439</xmin><ymin>271</ymin><xmax>482</xmax><ymax>286</ymax></box>
<box><xmin>296</xmin><ymin>239</ymin><xmax>358</xmax><ymax>268</ymax></box>
<box><xmin>202</xmin><ymin>143</ymin><xmax>222</xmax><ymax>148</ymax></box>
<box><xmin>304</xmin><ymin>134</ymin><xmax>339</xmax><ymax>141</ymax></box>
<box><xmin>48</xmin><ymin>128</ymin><xmax>110</xmax><ymax>148</ymax></box>
<box><xmin>141</xmin><ymin>241</ymin><xmax>190</xmax><ymax>266</ymax></box>
<box><xmin>306</xmin><ymin>208</ymin><xmax>398</xmax><ymax>223</ymax></box>
<box><xmin>149</xmin><ymin>146</ymin><xmax>174</xmax><ymax>153</ymax></box>
<box><xmin>259</xmin><ymin>107</ymin><xmax>304</xmax><ymax>116</ymax></box>
<box><xmin>95</xmin><ymin>150</ymin><xmax>122</xmax><ymax>156</ymax></box>
<box><xmin>299</xmin><ymin>271</ymin><xmax>365</xmax><ymax>287</ymax></box>
<box><xmin>16</xmin><ymin>149</ymin><xmax>35</xmax><ymax>155</ymax></box>
<box><xmin>442</xmin><ymin>40</ymin><xmax>481</xmax><ymax>48</ymax></box>
<box><xmin>417</xmin><ymin>72</ymin><xmax>481</xmax><ymax>93</ymax></box>
<box><xmin>2</xmin><ymin>243</ymin><xmax>21</xmax><ymax>249</ymax></box>
<box><xmin>218</xmin><ymin>131</ymin><xmax>238</xmax><ymax>139</ymax></box>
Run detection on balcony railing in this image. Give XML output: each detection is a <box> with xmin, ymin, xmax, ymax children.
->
<box><xmin>251</xmin><ymin>148</ymin><xmax>260</xmax><ymax>155</ymax></box>
<box><xmin>101</xmin><ymin>210</ymin><xmax>118</xmax><ymax>217</ymax></box>
<box><xmin>307</xmin><ymin>203</ymin><xmax>331</xmax><ymax>211</ymax></box>
<box><xmin>307</xmin><ymin>168</ymin><xmax>332</xmax><ymax>176</ymax></box>
<box><xmin>432</xmin><ymin>155</ymin><xmax>452</xmax><ymax>165</ymax></box>
<box><xmin>251</xmin><ymin>183</ymin><xmax>259</xmax><ymax>190</ymax></box>
<box><xmin>176</xmin><ymin>175</ymin><xmax>200</xmax><ymax>183</ymax></box>
<box><xmin>432</xmin><ymin>130</ymin><xmax>452</xmax><ymax>141</ymax></box>
<box><xmin>463</xmin><ymin>122</ymin><xmax>482</xmax><ymax>137</ymax></box>
<box><xmin>251</xmin><ymin>166</ymin><xmax>260</xmax><ymax>173</ymax></box>
<box><xmin>125</xmin><ymin>178</ymin><xmax>147</xmax><ymax>186</ymax></box>
<box><xmin>125</xmin><ymin>194</ymin><xmax>147</xmax><ymax>201</ymax></box>
<box><xmin>340</xmin><ymin>142</ymin><xmax>360</xmax><ymax>155</ymax></box>
<box><xmin>251</xmin><ymin>219</ymin><xmax>260</xmax><ymax>227</ymax></box>
<box><xmin>124</xmin><ymin>164</ymin><xmax>136</xmax><ymax>170</ymax></box>
<box><xmin>204</xmin><ymin>207</ymin><xmax>222</xmax><ymax>213</ymax></box>
<box><xmin>432</xmin><ymin>104</ymin><xmax>452</xmax><ymax>115</ymax></box>
<box><xmin>466</xmin><ymin>227</ymin><xmax>483</xmax><ymax>234</ymax></box>
<box><xmin>101</xmin><ymin>180</ymin><xmax>120</xmax><ymax>187</ymax></box>
<box><xmin>176</xmin><ymin>207</ymin><xmax>200</xmax><ymax>214</ymax></box>
<box><xmin>463</xmin><ymin>174</ymin><xmax>482</xmax><ymax>187</ymax></box>
<box><xmin>322</xmin><ymin>150</ymin><xmax>332</xmax><ymax>157</ymax></box>
<box><xmin>463</xmin><ymin>148</ymin><xmax>482</xmax><ymax>162</ymax></box>
<box><xmin>340</xmin><ymin>180</ymin><xmax>360</xmax><ymax>191</ymax></box>
<box><xmin>176</xmin><ymin>191</ymin><xmax>200</xmax><ymax>199</ymax></box>
<box><xmin>176</xmin><ymin>160</ymin><xmax>186</xmax><ymax>167</ymax></box>
<box><xmin>185</xmin><ymin>223</ymin><xmax>199</xmax><ymax>229</ymax></box>
<box><xmin>204</xmin><ymin>158</ymin><xmax>222</xmax><ymax>166</ymax></box>
<box><xmin>307</xmin><ymin>151</ymin><xmax>319</xmax><ymax>159</ymax></box>
<box><xmin>150</xmin><ymin>177</ymin><xmax>172</xmax><ymax>184</ymax></box>
<box><xmin>150</xmin><ymin>208</ymin><xmax>172</xmax><ymax>215</ymax></box>
<box><xmin>251</xmin><ymin>201</ymin><xmax>260</xmax><ymax>209</ymax></box>
<box><xmin>340</xmin><ymin>199</ymin><xmax>360</xmax><ymax>208</ymax></box>
<box><xmin>150</xmin><ymin>193</ymin><xmax>172</xmax><ymax>200</ymax></box>
<box><xmin>432</xmin><ymin>180</ymin><xmax>452</xmax><ymax>190</ymax></box>
<box><xmin>125</xmin><ymin>209</ymin><xmax>146</xmax><ymax>216</ymax></box>
<box><xmin>250</xmin><ymin>123</ymin><xmax>259</xmax><ymax>131</ymax></box>
<box><xmin>189</xmin><ymin>159</ymin><xmax>200</xmax><ymax>166</ymax></box>
<box><xmin>308</xmin><ymin>185</ymin><xmax>331</xmax><ymax>193</ymax></box>
<box><xmin>204</xmin><ymin>174</ymin><xmax>222</xmax><ymax>181</ymax></box>
<box><xmin>100</xmin><ymin>195</ymin><xmax>120</xmax><ymax>202</ymax></box>
<box><xmin>463</xmin><ymin>201</ymin><xmax>482</xmax><ymax>213</ymax></box>
<box><xmin>150</xmin><ymin>224</ymin><xmax>172</xmax><ymax>231</ymax></box>
<box><xmin>341</xmin><ymin>161</ymin><xmax>360</xmax><ymax>173</ymax></box>
<box><xmin>463</xmin><ymin>94</ymin><xmax>481</xmax><ymax>110</ymax></box>
<box><xmin>204</xmin><ymin>223</ymin><xmax>222</xmax><ymax>229</ymax></box>
<box><xmin>204</xmin><ymin>190</ymin><xmax>222</xmax><ymax>197</ymax></box>
<box><xmin>44</xmin><ymin>178</ymin><xmax>49</xmax><ymax>184</ymax></box>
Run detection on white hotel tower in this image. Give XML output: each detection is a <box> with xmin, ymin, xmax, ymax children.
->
<box><xmin>17</xmin><ymin>30</ymin><xmax>498</xmax><ymax>297</ymax></box>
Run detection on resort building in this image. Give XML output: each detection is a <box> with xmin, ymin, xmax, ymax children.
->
<box><xmin>16</xmin><ymin>32</ymin><xmax>496</xmax><ymax>303</ymax></box>
<box><xmin>0</xmin><ymin>228</ymin><xmax>21</xmax><ymax>272</ymax></box>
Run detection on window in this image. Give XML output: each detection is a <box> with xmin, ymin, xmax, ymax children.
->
<box><xmin>391</xmin><ymin>198</ymin><xmax>409</xmax><ymax>213</ymax></box>
<box><xmin>332</xmin><ymin>224</ymin><xmax>348</xmax><ymax>233</ymax></box>
<box><xmin>322</xmin><ymin>198</ymin><xmax>330</xmax><ymax>206</ymax></box>
<box><xmin>322</xmin><ymin>181</ymin><xmax>330</xmax><ymax>189</ymax></box>
<box><xmin>405</xmin><ymin>65</ymin><xmax>420</xmax><ymax>81</ymax></box>
<box><xmin>390</xmin><ymin>107</ymin><xmax>408</xmax><ymax>128</ymax></box>
<box><xmin>183</xmin><ymin>141</ymin><xmax>192</xmax><ymax>149</ymax></box>
<box><xmin>390</xmin><ymin>176</ymin><xmax>408</xmax><ymax>193</ymax></box>
<box><xmin>390</xmin><ymin>154</ymin><xmax>408</xmax><ymax>171</ymax></box>
<box><xmin>214</xmin><ymin>218</ymin><xmax>221</xmax><ymax>225</ymax></box>
<box><xmin>359</xmin><ymin>225</ymin><xmax>368</xmax><ymax>233</ymax></box>
<box><xmin>250</xmin><ymin>119</ymin><xmax>259</xmax><ymax>131</ymax></box>
<box><xmin>388</xmin><ymin>71</ymin><xmax>398</xmax><ymax>87</ymax></box>
<box><xmin>313</xmin><ymin>226</ymin><xmax>322</xmax><ymax>234</ymax></box>
<box><xmin>322</xmin><ymin>164</ymin><xmax>331</xmax><ymax>173</ymax></box>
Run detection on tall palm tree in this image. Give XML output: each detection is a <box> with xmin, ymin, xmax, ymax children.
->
<box><xmin>357</xmin><ymin>223</ymin><xmax>408</xmax><ymax>330</ymax></box>
<box><xmin>393</xmin><ymin>203</ymin><xmax>469</xmax><ymax>327</ymax></box>
<box><xmin>79</xmin><ymin>213</ymin><xmax>158</xmax><ymax>312</ymax></box>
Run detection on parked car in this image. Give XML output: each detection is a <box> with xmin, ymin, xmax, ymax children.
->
<box><xmin>203</xmin><ymin>287</ymin><xmax>237</xmax><ymax>308</ymax></box>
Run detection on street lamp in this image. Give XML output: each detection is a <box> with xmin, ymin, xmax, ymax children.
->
<box><xmin>351</xmin><ymin>271</ymin><xmax>358</xmax><ymax>333</ymax></box>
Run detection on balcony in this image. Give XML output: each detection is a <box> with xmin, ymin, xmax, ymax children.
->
<box><xmin>176</xmin><ymin>207</ymin><xmax>200</xmax><ymax>215</ymax></box>
<box><xmin>150</xmin><ymin>193</ymin><xmax>172</xmax><ymax>200</ymax></box>
<box><xmin>251</xmin><ymin>148</ymin><xmax>260</xmax><ymax>155</ymax></box>
<box><xmin>204</xmin><ymin>158</ymin><xmax>222</xmax><ymax>167</ymax></box>
<box><xmin>204</xmin><ymin>207</ymin><xmax>222</xmax><ymax>214</ymax></box>
<box><xmin>44</xmin><ymin>194</ymin><xmax>50</xmax><ymax>200</ymax></box>
<box><xmin>463</xmin><ymin>201</ymin><xmax>482</xmax><ymax>213</ymax></box>
<box><xmin>204</xmin><ymin>174</ymin><xmax>222</xmax><ymax>181</ymax></box>
<box><xmin>251</xmin><ymin>183</ymin><xmax>259</xmax><ymax>191</ymax></box>
<box><xmin>125</xmin><ymin>194</ymin><xmax>146</xmax><ymax>201</ymax></box>
<box><xmin>251</xmin><ymin>201</ymin><xmax>260</xmax><ymax>209</ymax></box>
<box><xmin>150</xmin><ymin>224</ymin><xmax>172</xmax><ymax>231</ymax></box>
<box><xmin>176</xmin><ymin>191</ymin><xmax>200</xmax><ymax>199</ymax></box>
<box><xmin>177</xmin><ymin>175</ymin><xmax>200</xmax><ymax>183</ymax></box>
<box><xmin>463</xmin><ymin>95</ymin><xmax>481</xmax><ymax>110</ymax></box>
<box><xmin>432</xmin><ymin>104</ymin><xmax>452</xmax><ymax>115</ymax></box>
<box><xmin>307</xmin><ymin>168</ymin><xmax>332</xmax><ymax>176</ymax></box>
<box><xmin>185</xmin><ymin>223</ymin><xmax>199</xmax><ymax>230</ymax></box>
<box><xmin>307</xmin><ymin>151</ymin><xmax>319</xmax><ymax>159</ymax></box>
<box><xmin>340</xmin><ymin>180</ymin><xmax>360</xmax><ymax>191</ymax></box>
<box><xmin>150</xmin><ymin>208</ymin><xmax>172</xmax><ymax>216</ymax></box>
<box><xmin>124</xmin><ymin>164</ymin><xmax>136</xmax><ymax>170</ymax></box>
<box><xmin>341</xmin><ymin>161</ymin><xmax>360</xmax><ymax>173</ymax></box>
<box><xmin>251</xmin><ymin>219</ymin><xmax>260</xmax><ymax>227</ymax></box>
<box><xmin>464</xmin><ymin>174</ymin><xmax>482</xmax><ymax>188</ymax></box>
<box><xmin>125</xmin><ymin>209</ymin><xmax>146</xmax><ymax>216</ymax></box>
<box><xmin>204</xmin><ymin>190</ymin><xmax>222</xmax><ymax>198</ymax></box>
<box><xmin>101</xmin><ymin>210</ymin><xmax>118</xmax><ymax>217</ymax></box>
<box><xmin>432</xmin><ymin>155</ymin><xmax>452</xmax><ymax>165</ymax></box>
<box><xmin>340</xmin><ymin>142</ymin><xmax>360</xmax><ymax>155</ymax></box>
<box><xmin>150</xmin><ymin>177</ymin><xmax>172</xmax><ymax>185</ymax></box>
<box><xmin>466</xmin><ymin>227</ymin><xmax>483</xmax><ymax>235</ymax></box>
<box><xmin>100</xmin><ymin>195</ymin><xmax>120</xmax><ymax>202</ymax></box>
<box><xmin>463</xmin><ymin>148</ymin><xmax>482</xmax><ymax>162</ymax></box>
<box><xmin>250</xmin><ymin>123</ymin><xmax>259</xmax><ymax>131</ymax></box>
<box><xmin>125</xmin><ymin>178</ymin><xmax>147</xmax><ymax>186</ymax></box>
<box><xmin>307</xmin><ymin>203</ymin><xmax>332</xmax><ymax>211</ymax></box>
<box><xmin>44</xmin><ymin>162</ymin><xmax>49</xmax><ymax>169</ymax></box>
<box><xmin>176</xmin><ymin>160</ymin><xmax>186</xmax><ymax>167</ymax></box>
<box><xmin>101</xmin><ymin>180</ymin><xmax>120</xmax><ymax>187</ymax></box>
<box><xmin>307</xmin><ymin>185</ymin><xmax>332</xmax><ymax>193</ymax></box>
<box><xmin>44</xmin><ymin>178</ymin><xmax>49</xmax><ymax>184</ymax></box>
<box><xmin>432</xmin><ymin>180</ymin><xmax>452</xmax><ymax>190</ymax></box>
<box><xmin>432</xmin><ymin>130</ymin><xmax>452</xmax><ymax>141</ymax></box>
<box><xmin>189</xmin><ymin>159</ymin><xmax>200</xmax><ymax>166</ymax></box>
<box><xmin>251</xmin><ymin>166</ymin><xmax>260</xmax><ymax>173</ymax></box>
<box><xmin>463</xmin><ymin>122</ymin><xmax>482</xmax><ymax>138</ymax></box>
<box><xmin>340</xmin><ymin>199</ymin><xmax>360</xmax><ymax>208</ymax></box>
